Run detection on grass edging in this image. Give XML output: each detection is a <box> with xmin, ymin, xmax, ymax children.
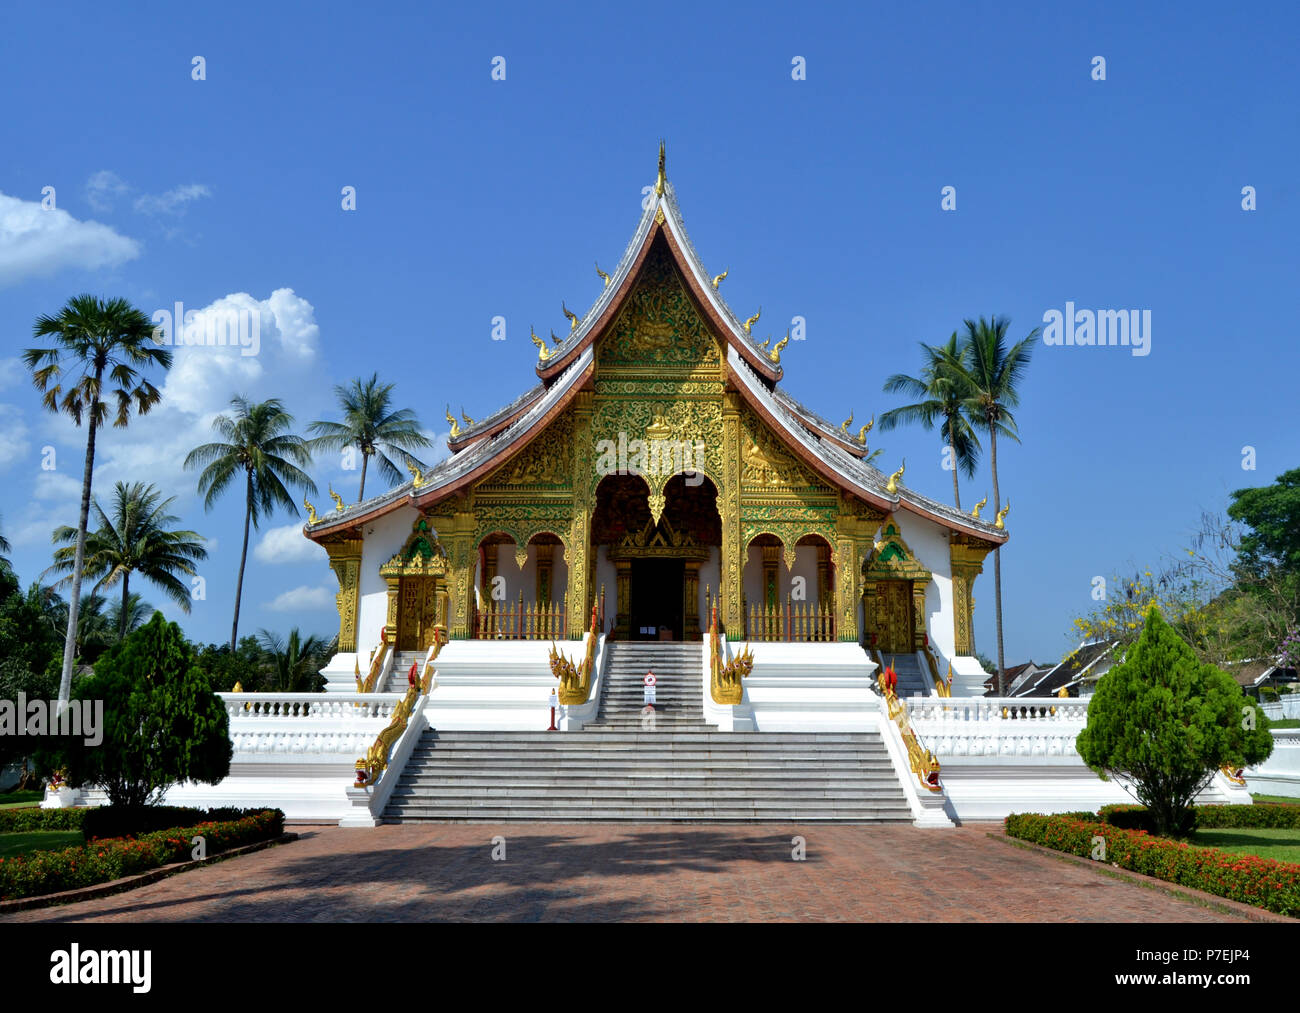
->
<box><xmin>988</xmin><ymin>831</ymin><xmax>1294</xmax><ymax>923</ymax></box>
<box><xmin>0</xmin><ymin>832</ymin><xmax>298</xmax><ymax>914</ymax></box>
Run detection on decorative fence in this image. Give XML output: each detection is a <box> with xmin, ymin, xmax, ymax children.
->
<box><xmin>743</xmin><ymin>595</ymin><xmax>836</xmax><ymax>642</ymax></box>
<box><xmin>475</xmin><ymin>594</ymin><xmax>567</xmax><ymax>640</ymax></box>
<box><xmin>906</xmin><ymin>696</ymin><xmax>1090</xmax><ymax>758</ymax></box>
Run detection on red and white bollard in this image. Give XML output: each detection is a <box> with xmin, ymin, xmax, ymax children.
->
<box><xmin>643</xmin><ymin>669</ymin><xmax>657</xmax><ymax>711</ymax></box>
<box><xmin>547</xmin><ymin>685</ymin><xmax>559</xmax><ymax>731</ymax></box>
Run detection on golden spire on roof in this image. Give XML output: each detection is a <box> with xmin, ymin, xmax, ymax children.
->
<box><xmin>596</xmin><ymin>262</ymin><xmax>610</xmax><ymax>288</ymax></box>
<box><xmin>857</xmin><ymin>416</ymin><xmax>874</xmax><ymax>444</ymax></box>
<box><xmin>445</xmin><ymin>405</ymin><xmax>461</xmax><ymax>437</ymax></box>
<box><xmin>995</xmin><ymin>500</ymin><xmax>1011</xmax><ymax>530</ymax></box>
<box><xmin>886</xmin><ymin>460</ymin><xmax>905</xmax><ymax>494</ymax></box>
<box><xmin>328</xmin><ymin>483</ymin><xmax>345</xmax><ymax>512</ymax></box>
<box><xmin>550</xmin><ymin>329</ymin><xmax>562</xmax><ymax>345</ymax></box>
<box><xmin>768</xmin><ymin>331</ymin><xmax>789</xmax><ymax>364</ymax></box>
<box><xmin>712</xmin><ymin>269</ymin><xmax>728</xmax><ymax>290</ymax></box>
<box><xmin>743</xmin><ymin>307</ymin><xmax>761</xmax><ymax>335</ymax></box>
<box><xmin>655</xmin><ymin>139</ymin><xmax>666</xmax><ymax>197</ymax></box>
<box><xmin>461</xmin><ymin>408</ymin><xmax>475</xmax><ymax>427</ymax></box>
<box><xmin>840</xmin><ymin>411</ymin><xmax>854</xmax><ymax>434</ymax></box>
<box><xmin>530</xmin><ymin>327</ymin><xmax>551</xmax><ymax>362</ymax></box>
<box><xmin>303</xmin><ymin>497</ymin><xmax>318</xmax><ymax>524</ymax></box>
<box><xmin>407</xmin><ymin>459</ymin><xmax>425</xmax><ymax>489</ymax></box>
<box><xmin>970</xmin><ymin>494</ymin><xmax>988</xmax><ymax>519</ymax></box>
<box><xmin>562</xmin><ymin>300</ymin><xmax>579</xmax><ymax>332</ymax></box>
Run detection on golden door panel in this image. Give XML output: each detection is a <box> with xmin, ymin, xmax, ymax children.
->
<box><xmin>397</xmin><ymin>577</ymin><xmax>440</xmax><ymax>651</ymax></box>
<box><xmin>877</xmin><ymin>580</ymin><xmax>913</xmax><ymax>654</ymax></box>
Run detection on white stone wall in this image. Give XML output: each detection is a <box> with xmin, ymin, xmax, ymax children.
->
<box><xmin>355</xmin><ymin>504</ymin><xmax>421</xmax><ymax>659</ymax></box>
<box><xmin>893</xmin><ymin>511</ymin><xmax>956</xmax><ymax>660</ymax></box>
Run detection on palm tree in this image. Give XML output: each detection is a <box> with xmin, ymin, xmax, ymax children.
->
<box><xmin>256</xmin><ymin>627</ymin><xmax>330</xmax><ymax>692</ymax></box>
<box><xmin>185</xmin><ymin>396</ymin><xmax>316</xmax><ymax>649</ymax></box>
<box><xmin>953</xmin><ymin>315</ymin><xmax>1038</xmax><ymax>695</ymax></box>
<box><xmin>23</xmin><ymin>295</ymin><xmax>172</xmax><ymax>708</ymax></box>
<box><xmin>0</xmin><ymin>515</ymin><xmax>12</xmax><ymax>570</ymax></box>
<box><xmin>307</xmin><ymin>373</ymin><xmax>434</xmax><ymax>502</ymax></box>
<box><xmin>47</xmin><ymin>481</ymin><xmax>208</xmax><ymax>639</ymax></box>
<box><xmin>106</xmin><ymin>592</ymin><xmax>154</xmax><ymax>639</ymax></box>
<box><xmin>879</xmin><ymin>332</ymin><xmax>983</xmax><ymax>510</ymax></box>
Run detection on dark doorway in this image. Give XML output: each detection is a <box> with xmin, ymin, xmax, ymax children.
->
<box><xmin>631</xmin><ymin>560</ymin><xmax>685</xmax><ymax>640</ymax></box>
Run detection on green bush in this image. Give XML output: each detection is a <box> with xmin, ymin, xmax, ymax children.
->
<box><xmin>1095</xmin><ymin>802</ymin><xmax>1300</xmax><ymax>830</ymax></box>
<box><xmin>82</xmin><ymin>805</ymin><xmax>266</xmax><ymax>842</ymax></box>
<box><xmin>1261</xmin><ymin>687</ymin><xmax>1280</xmax><ymax>702</ymax></box>
<box><xmin>0</xmin><ymin>808</ymin><xmax>284</xmax><ymax>901</ymax></box>
<box><xmin>0</xmin><ymin>808</ymin><xmax>88</xmax><ymax>833</ymax></box>
<box><xmin>1005</xmin><ymin>812</ymin><xmax>1300</xmax><ymax>916</ymax></box>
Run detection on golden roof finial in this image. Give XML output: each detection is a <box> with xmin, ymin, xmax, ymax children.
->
<box><xmin>407</xmin><ymin>458</ymin><xmax>425</xmax><ymax>489</ymax></box>
<box><xmin>970</xmin><ymin>494</ymin><xmax>988</xmax><ymax>519</ymax></box>
<box><xmin>596</xmin><ymin>262</ymin><xmax>610</xmax><ymax>288</ymax></box>
<box><xmin>562</xmin><ymin>300</ymin><xmax>579</xmax><ymax>332</ymax></box>
<box><xmin>995</xmin><ymin>499</ymin><xmax>1011</xmax><ymax>530</ymax></box>
<box><xmin>840</xmin><ymin>411</ymin><xmax>854</xmax><ymax>434</ymax></box>
<box><xmin>550</xmin><ymin>329</ymin><xmax>562</xmax><ymax>346</ymax></box>
<box><xmin>328</xmin><ymin>483</ymin><xmax>345</xmax><ymax>512</ymax></box>
<box><xmin>757</xmin><ymin>337</ymin><xmax>771</xmax><ymax>351</ymax></box>
<box><xmin>712</xmin><ymin>269</ymin><xmax>728</xmax><ymax>290</ymax></box>
<box><xmin>530</xmin><ymin>326</ymin><xmax>551</xmax><ymax>362</ymax></box>
<box><xmin>886</xmin><ymin>460</ymin><xmax>905</xmax><ymax>494</ymax></box>
<box><xmin>303</xmin><ymin>497</ymin><xmax>319</xmax><ymax>524</ymax></box>
<box><xmin>743</xmin><ymin>307</ymin><xmax>761</xmax><ymax>335</ymax></box>
<box><xmin>655</xmin><ymin>139</ymin><xmax>666</xmax><ymax>197</ymax></box>
<box><xmin>461</xmin><ymin>407</ymin><xmax>475</xmax><ymax>427</ymax></box>
<box><xmin>768</xmin><ymin>330</ymin><xmax>789</xmax><ymax>364</ymax></box>
<box><xmin>857</xmin><ymin>415</ymin><xmax>874</xmax><ymax>444</ymax></box>
<box><xmin>445</xmin><ymin>405</ymin><xmax>461</xmax><ymax>437</ymax></box>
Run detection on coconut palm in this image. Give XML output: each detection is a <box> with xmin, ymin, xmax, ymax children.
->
<box><xmin>879</xmin><ymin>332</ymin><xmax>982</xmax><ymax>510</ymax></box>
<box><xmin>307</xmin><ymin>373</ymin><xmax>434</xmax><ymax>502</ymax></box>
<box><xmin>185</xmin><ymin>396</ymin><xmax>316</xmax><ymax>649</ymax></box>
<box><xmin>953</xmin><ymin>315</ymin><xmax>1038</xmax><ymax>695</ymax></box>
<box><xmin>256</xmin><ymin>627</ymin><xmax>330</xmax><ymax>692</ymax></box>
<box><xmin>0</xmin><ymin>516</ymin><xmax>12</xmax><ymax>570</ymax></box>
<box><xmin>106</xmin><ymin>592</ymin><xmax>155</xmax><ymax>640</ymax></box>
<box><xmin>47</xmin><ymin>481</ymin><xmax>207</xmax><ymax>639</ymax></box>
<box><xmin>22</xmin><ymin>295</ymin><xmax>172</xmax><ymax>707</ymax></box>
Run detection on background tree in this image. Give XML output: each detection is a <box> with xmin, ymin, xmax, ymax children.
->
<box><xmin>1076</xmin><ymin>606</ymin><xmax>1273</xmax><ymax>837</ymax></box>
<box><xmin>256</xmin><ymin>627</ymin><xmax>331</xmax><ymax>692</ymax></box>
<box><xmin>879</xmin><ymin>332</ymin><xmax>982</xmax><ymax>509</ymax></box>
<box><xmin>955</xmin><ymin>315</ymin><xmax>1038</xmax><ymax>695</ymax></box>
<box><xmin>61</xmin><ymin>612</ymin><xmax>231</xmax><ymax>808</ymax></box>
<box><xmin>106</xmin><ymin>592</ymin><xmax>154</xmax><ymax>640</ymax></box>
<box><xmin>47</xmin><ymin>481</ymin><xmax>206</xmax><ymax>639</ymax></box>
<box><xmin>307</xmin><ymin>373</ymin><xmax>434</xmax><ymax>501</ymax></box>
<box><xmin>22</xmin><ymin>295</ymin><xmax>172</xmax><ymax>710</ymax></box>
<box><xmin>185</xmin><ymin>397</ymin><xmax>316</xmax><ymax>649</ymax></box>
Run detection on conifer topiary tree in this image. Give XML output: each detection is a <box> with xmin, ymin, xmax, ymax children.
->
<box><xmin>1077</xmin><ymin>605</ymin><xmax>1273</xmax><ymax>836</ymax></box>
<box><xmin>64</xmin><ymin>611</ymin><xmax>232</xmax><ymax>807</ymax></box>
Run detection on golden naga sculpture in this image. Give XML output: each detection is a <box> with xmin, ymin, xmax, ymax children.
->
<box><xmin>886</xmin><ymin>460</ymin><xmax>905</xmax><ymax>494</ymax></box>
<box><xmin>550</xmin><ymin>329</ymin><xmax>563</xmax><ymax>346</ymax></box>
<box><xmin>355</xmin><ymin>634</ymin><xmax>446</xmax><ymax>788</ymax></box>
<box><xmin>708</xmin><ymin>600</ymin><xmax>754</xmax><ymax>705</ymax></box>
<box><xmin>840</xmin><ymin>411</ymin><xmax>854</xmax><ymax>434</ymax></box>
<box><xmin>461</xmin><ymin>408</ymin><xmax>475</xmax><ymax>427</ymax></box>
<box><xmin>359</xmin><ymin>640</ymin><xmax>390</xmax><ymax>694</ymax></box>
<box><xmin>328</xmin><ymin>484</ymin><xmax>345</xmax><ymax>512</ymax></box>
<box><xmin>995</xmin><ymin>499</ymin><xmax>1011</xmax><ymax>530</ymax></box>
<box><xmin>768</xmin><ymin>331</ymin><xmax>789</xmax><ymax>364</ymax></box>
<box><xmin>562</xmin><ymin>300</ymin><xmax>579</xmax><ymax>332</ymax></box>
<box><xmin>876</xmin><ymin>659</ymin><xmax>943</xmax><ymax>793</ymax></box>
<box><xmin>857</xmin><ymin>416</ymin><xmax>874</xmax><ymax>445</ymax></box>
<box><xmin>711</xmin><ymin>269</ymin><xmax>728</xmax><ymax>290</ymax></box>
<box><xmin>303</xmin><ymin>497</ymin><xmax>318</xmax><ymax>524</ymax></box>
<box><xmin>549</xmin><ymin>602</ymin><xmax>601</xmax><ymax>704</ymax></box>
<box><xmin>445</xmin><ymin>405</ymin><xmax>461</xmax><ymax>438</ymax></box>
<box><xmin>530</xmin><ymin>326</ymin><xmax>551</xmax><ymax>362</ymax></box>
<box><xmin>757</xmin><ymin>337</ymin><xmax>771</xmax><ymax>351</ymax></box>
<box><xmin>596</xmin><ymin>261</ymin><xmax>610</xmax><ymax>288</ymax></box>
<box><xmin>655</xmin><ymin>139</ymin><xmax>666</xmax><ymax>197</ymax></box>
<box><xmin>406</xmin><ymin>459</ymin><xmax>425</xmax><ymax>489</ymax></box>
<box><xmin>970</xmin><ymin>494</ymin><xmax>988</xmax><ymax>519</ymax></box>
<box><xmin>743</xmin><ymin>307</ymin><xmax>761</xmax><ymax>335</ymax></box>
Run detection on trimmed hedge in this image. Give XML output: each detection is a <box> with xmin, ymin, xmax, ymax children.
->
<box><xmin>1096</xmin><ymin>802</ymin><xmax>1300</xmax><ymax>831</ymax></box>
<box><xmin>0</xmin><ymin>808</ymin><xmax>88</xmax><ymax>833</ymax></box>
<box><xmin>82</xmin><ymin>805</ymin><xmax>259</xmax><ymax>842</ymax></box>
<box><xmin>1005</xmin><ymin>813</ymin><xmax>1300</xmax><ymax>916</ymax></box>
<box><xmin>0</xmin><ymin>809</ymin><xmax>285</xmax><ymax>902</ymax></box>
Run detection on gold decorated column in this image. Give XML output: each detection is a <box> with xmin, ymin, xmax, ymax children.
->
<box><xmin>949</xmin><ymin>537</ymin><xmax>992</xmax><ymax>657</ymax></box>
<box><xmin>324</xmin><ymin>538</ymin><xmax>363</xmax><ymax>652</ymax></box>
<box><xmin>719</xmin><ymin>392</ymin><xmax>744</xmax><ymax>633</ymax></box>
<box><xmin>566</xmin><ymin>390</ymin><xmax>594</xmax><ymax>638</ymax></box>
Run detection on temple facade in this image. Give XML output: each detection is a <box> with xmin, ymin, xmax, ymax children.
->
<box><xmin>303</xmin><ymin>150</ymin><xmax>1007</xmax><ymax>691</ymax></box>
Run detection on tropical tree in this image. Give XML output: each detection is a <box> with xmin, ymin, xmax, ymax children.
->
<box><xmin>256</xmin><ymin>627</ymin><xmax>331</xmax><ymax>692</ymax></box>
<box><xmin>106</xmin><ymin>592</ymin><xmax>155</xmax><ymax>640</ymax></box>
<box><xmin>307</xmin><ymin>373</ymin><xmax>434</xmax><ymax>502</ymax></box>
<box><xmin>47</xmin><ymin>481</ymin><xmax>207</xmax><ymax>639</ymax></box>
<box><xmin>879</xmin><ymin>332</ymin><xmax>982</xmax><ymax>509</ymax></box>
<box><xmin>953</xmin><ymin>315</ymin><xmax>1038</xmax><ymax>695</ymax></box>
<box><xmin>22</xmin><ymin>295</ymin><xmax>172</xmax><ymax>709</ymax></box>
<box><xmin>184</xmin><ymin>396</ymin><xmax>316</xmax><ymax>649</ymax></box>
<box><xmin>0</xmin><ymin>516</ymin><xmax>11</xmax><ymax>570</ymax></box>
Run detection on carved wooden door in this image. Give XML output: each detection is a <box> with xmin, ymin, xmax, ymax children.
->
<box><xmin>877</xmin><ymin>580</ymin><xmax>913</xmax><ymax>654</ymax></box>
<box><xmin>398</xmin><ymin>577</ymin><xmax>440</xmax><ymax>651</ymax></box>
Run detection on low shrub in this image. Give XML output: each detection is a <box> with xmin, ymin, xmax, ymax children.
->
<box><xmin>1096</xmin><ymin>802</ymin><xmax>1300</xmax><ymax>831</ymax></box>
<box><xmin>0</xmin><ymin>808</ymin><xmax>285</xmax><ymax>902</ymax></box>
<box><xmin>0</xmin><ymin>808</ymin><xmax>88</xmax><ymax>833</ymax></box>
<box><xmin>1005</xmin><ymin>813</ymin><xmax>1300</xmax><ymax>916</ymax></box>
<box><xmin>81</xmin><ymin>805</ymin><xmax>257</xmax><ymax>842</ymax></box>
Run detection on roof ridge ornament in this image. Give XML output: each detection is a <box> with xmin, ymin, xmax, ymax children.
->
<box><xmin>768</xmin><ymin>330</ymin><xmax>789</xmax><ymax>364</ymax></box>
<box><xmin>530</xmin><ymin>325</ymin><xmax>551</xmax><ymax>362</ymax></box>
<box><xmin>712</xmin><ymin>269</ymin><xmax>728</xmax><ymax>290</ymax></box>
<box><xmin>562</xmin><ymin>300</ymin><xmax>579</xmax><ymax>332</ymax></box>
<box><xmin>655</xmin><ymin>139</ymin><xmax>666</xmax><ymax>197</ymax></box>
<box><xmin>886</xmin><ymin>459</ymin><xmax>905</xmax><ymax>494</ymax></box>
<box><xmin>596</xmin><ymin>262</ymin><xmax>610</xmax><ymax>288</ymax></box>
<box><xmin>461</xmin><ymin>407</ymin><xmax>475</xmax><ymax>427</ymax></box>
<box><xmin>304</xmin><ymin>497</ymin><xmax>319</xmax><ymax>524</ymax></box>
<box><xmin>407</xmin><ymin>459</ymin><xmax>426</xmax><ymax>489</ymax></box>
<box><xmin>970</xmin><ymin>494</ymin><xmax>988</xmax><ymax>519</ymax></box>
<box><xmin>857</xmin><ymin>415</ymin><xmax>874</xmax><ymax>445</ymax></box>
<box><xmin>445</xmin><ymin>405</ymin><xmax>461</xmax><ymax>438</ymax></box>
<box><xmin>743</xmin><ymin>307</ymin><xmax>761</xmax><ymax>335</ymax></box>
<box><xmin>995</xmin><ymin>499</ymin><xmax>1011</xmax><ymax>530</ymax></box>
<box><xmin>840</xmin><ymin>411</ymin><xmax>854</xmax><ymax>435</ymax></box>
<box><xmin>328</xmin><ymin>483</ymin><xmax>345</xmax><ymax>512</ymax></box>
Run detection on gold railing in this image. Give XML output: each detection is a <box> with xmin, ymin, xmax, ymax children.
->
<box><xmin>356</xmin><ymin>639</ymin><xmax>391</xmax><ymax>693</ymax></box>
<box><xmin>710</xmin><ymin>598</ymin><xmax>754</xmax><ymax>704</ymax></box>
<box><xmin>354</xmin><ymin>632</ymin><xmax>444</xmax><ymax>788</ymax></box>
<box><xmin>922</xmin><ymin>644</ymin><xmax>953</xmax><ymax>697</ymax></box>
<box><xmin>872</xmin><ymin>650</ymin><xmax>942</xmax><ymax>793</ymax></box>
<box><xmin>550</xmin><ymin>601</ymin><xmax>601</xmax><ymax>705</ymax></box>
<box><xmin>476</xmin><ymin>592</ymin><xmax>566</xmax><ymax>640</ymax></box>
<box><xmin>744</xmin><ymin>594</ymin><xmax>835</xmax><ymax>642</ymax></box>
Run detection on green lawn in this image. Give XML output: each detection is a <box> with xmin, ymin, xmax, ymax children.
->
<box><xmin>1269</xmin><ymin>718</ymin><xmax>1300</xmax><ymax>729</ymax></box>
<box><xmin>0</xmin><ymin>790</ymin><xmax>45</xmax><ymax>810</ymax></box>
<box><xmin>1252</xmin><ymin>793</ymin><xmax>1300</xmax><ymax>805</ymax></box>
<box><xmin>0</xmin><ymin>831</ymin><xmax>84</xmax><ymax>859</ymax></box>
<box><xmin>1193</xmin><ymin>828</ymin><xmax>1300</xmax><ymax>863</ymax></box>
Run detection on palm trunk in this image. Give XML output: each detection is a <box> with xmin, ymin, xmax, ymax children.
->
<box><xmin>231</xmin><ymin>471</ymin><xmax>253</xmax><ymax>650</ymax></box>
<box><xmin>358</xmin><ymin>451</ymin><xmax>368</xmax><ymax>502</ymax></box>
<box><xmin>948</xmin><ymin>415</ymin><xmax>961</xmax><ymax>510</ymax></box>
<box><xmin>119</xmin><ymin>571</ymin><xmax>130</xmax><ymax>640</ymax></box>
<box><xmin>990</xmin><ymin>424</ymin><xmax>1006</xmax><ymax>696</ymax></box>
<box><xmin>58</xmin><ymin>381</ymin><xmax>102</xmax><ymax>711</ymax></box>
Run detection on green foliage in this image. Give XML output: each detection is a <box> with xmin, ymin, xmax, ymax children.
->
<box><xmin>1077</xmin><ymin>607</ymin><xmax>1274</xmax><ymax>836</ymax></box>
<box><xmin>1229</xmin><ymin>467</ymin><xmax>1300</xmax><ymax>577</ymax></box>
<box><xmin>61</xmin><ymin>613</ymin><xmax>231</xmax><ymax>807</ymax></box>
<box><xmin>0</xmin><ymin>808</ymin><xmax>284</xmax><ymax>901</ymax></box>
<box><xmin>1004</xmin><ymin>812</ymin><xmax>1300</xmax><ymax>916</ymax></box>
<box><xmin>0</xmin><ymin>808</ymin><xmax>87</xmax><ymax>833</ymax></box>
<box><xmin>82</xmin><ymin>804</ymin><xmax>267</xmax><ymax>842</ymax></box>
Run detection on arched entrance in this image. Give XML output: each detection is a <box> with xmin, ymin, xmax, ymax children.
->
<box><xmin>380</xmin><ymin>516</ymin><xmax>448</xmax><ymax>652</ymax></box>
<box><xmin>862</xmin><ymin>517</ymin><xmax>931</xmax><ymax>654</ymax></box>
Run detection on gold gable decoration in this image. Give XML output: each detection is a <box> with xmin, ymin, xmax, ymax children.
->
<box><xmin>864</xmin><ymin>516</ymin><xmax>930</xmax><ymax>583</ymax></box>
<box><xmin>600</xmin><ymin>245</ymin><xmax>721</xmax><ymax>368</ymax></box>
<box><xmin>379</xmin><ymin>515</ymin><xmax>448</xmax><ymax>580</ymax></box>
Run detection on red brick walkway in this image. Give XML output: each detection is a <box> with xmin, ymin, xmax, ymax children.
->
<box><xmin>2</xmin><ymin>824</ymin><xmax>1253</xmax><ymax>922</ymax></box>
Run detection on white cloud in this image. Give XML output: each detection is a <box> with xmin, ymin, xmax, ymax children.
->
<box><xmin>0</xmin><ymin>358</ymin><xmax>22</xmax><ymax>391</ymax></box>
<box><xmin>0</xmin><ymin>404</ymin><xmax>31</xmax><ymax>471</ymax></box>
<box><xmin>254</xmin><ymin>522</ymin><xmax>326</xmax><ymax>564</ymax></box>
<box><xmin>85</xmin><ymin>170</ymin><xmax>130</xmax><ymax>212</ymax></box>
<box><xmin>134</xmin><ymin>183</ymin><xmax>211</xmax><ymax>216</ymax></box>
<box><xmin>0</xmin><ymin>191</ymin><xmax>139</xmax><ymax>286</ymax></box>
<box><xmin>32</xmin><ymin>470</ymin><xmax>82</xmax><ymax>501</ymax></box>
<box><xmin>265</xmin><ymin>583</ymin><xmax>336</xmax><ymax>613</ymax></box>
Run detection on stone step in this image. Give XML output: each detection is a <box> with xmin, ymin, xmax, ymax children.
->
<box><xmin>383</xmin><ymin>807</ymin><xmax>912</xmax><ymax>822</ymax></box>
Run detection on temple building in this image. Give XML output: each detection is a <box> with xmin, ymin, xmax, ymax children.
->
<box><xmin>303</xmin><ymin>147</ymin><xmax>1007</xmax><ymax>696</ymax></box>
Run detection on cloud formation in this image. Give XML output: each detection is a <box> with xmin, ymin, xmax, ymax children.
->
<box><xmin>0</xmin><ymin>191</ymin><xmax>139</xmax><ymax>287</ymax></box>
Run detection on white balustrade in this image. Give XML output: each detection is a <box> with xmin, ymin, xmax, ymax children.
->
<box><xmin>219</xmin><ymin>692</ymin><xmax>403</xmax><ymax>722</ymax></box>
<box><xmin>907</xmin><ymin>695</ymin><xmax>1090</xmax><ymax>758</ymax></box>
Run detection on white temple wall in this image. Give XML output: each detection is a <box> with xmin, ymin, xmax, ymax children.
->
<box><xmin>894</xmin><ymin>511</ymin><xmax>956</xmax><ymax>661</ymax></box>
<box><xmin>355</xmin><ymin>505</ymin><xmax>421</xmax><ymax>660</ymax></box>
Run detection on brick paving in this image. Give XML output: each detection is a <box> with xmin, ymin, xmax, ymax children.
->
<box><xmin>1</xmin><ymin>823</ymin><xmax>1254</xmax><ymax>922</ymax></box>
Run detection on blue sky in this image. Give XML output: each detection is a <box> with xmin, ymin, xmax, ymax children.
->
<box><xmin>1</xmin><ymin>1</ymin><xmax>1296</xmax><ymax>663</ymax></box>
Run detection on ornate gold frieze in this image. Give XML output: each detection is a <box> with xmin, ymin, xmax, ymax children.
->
<box><xmin>324</xmin><ymin>538</ymin><xmax>363</xmax><ymax>652</ymax></box>
<box><xmin>598</xmin><ymin>245</ymin><xmax>721</xmax><ymax>369</ymax></box>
